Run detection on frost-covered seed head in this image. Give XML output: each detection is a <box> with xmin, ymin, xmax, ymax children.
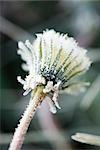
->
<box><xmin>17</xmin><ymin>29</ymin><xmax>91</xmax><ymax>113</ymax></box>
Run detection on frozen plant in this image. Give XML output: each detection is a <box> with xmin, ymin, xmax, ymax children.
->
<box><xmin>9</xmin><ymin>29</ymin><xmax>91</xmax><ymax>150</ymax></box>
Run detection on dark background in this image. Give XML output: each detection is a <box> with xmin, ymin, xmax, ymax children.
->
<box><xmin>0</xmin><ymin>1</ymin><xmax>100</xmax><ymax>150</ymax></box>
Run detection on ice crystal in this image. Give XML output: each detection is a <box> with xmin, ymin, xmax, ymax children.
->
<box><xmin>17</xmin><ymin>29</ymin><xmax>91</xmax><ymax>113</ymax></box>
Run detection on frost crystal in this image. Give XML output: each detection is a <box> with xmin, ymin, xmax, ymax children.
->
<box><xmin>17</xmin><ymin>29</ymin><xmax>91</xmax><ymax>113</ymax></box>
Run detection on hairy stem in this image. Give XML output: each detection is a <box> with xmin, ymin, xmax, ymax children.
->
<box><xmin>9</xmin><ymin>86</ymin><xmax>46</xmax><ymax>150</ymax></box>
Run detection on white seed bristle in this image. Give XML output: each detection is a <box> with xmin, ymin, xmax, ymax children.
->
<box><xmin>17</xmin><ymin>29</ymin><xmax>91</xmax><ymax>113</ymax></box>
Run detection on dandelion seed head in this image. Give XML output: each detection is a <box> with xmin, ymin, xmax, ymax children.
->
<box><xmin>17</xmin><ymin>29</ymin><xmax>91</xmax><ymax>113</ymax></box>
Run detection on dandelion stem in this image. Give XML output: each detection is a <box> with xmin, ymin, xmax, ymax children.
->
<box><xmin>9</xmin><ymin>86</ymin><xmax>46</xmax><ymax>150</ymax></box>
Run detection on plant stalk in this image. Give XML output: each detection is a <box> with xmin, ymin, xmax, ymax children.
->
<box><xmin>9</xmin><ymin>86</ymin><xmax>46</xmax><ymax>150</ymax></box>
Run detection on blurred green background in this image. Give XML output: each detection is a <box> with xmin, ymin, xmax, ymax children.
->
<box><xmin>0</xmin><ymin>0</ymin><xmax>100</xmax><ymax>150</ymax></box>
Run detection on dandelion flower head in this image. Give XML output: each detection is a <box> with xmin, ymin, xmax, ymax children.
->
<box><xmin>17</xmin><ymin>29</ymin><xmax>91</xmax><ymax>113</ymax></box>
